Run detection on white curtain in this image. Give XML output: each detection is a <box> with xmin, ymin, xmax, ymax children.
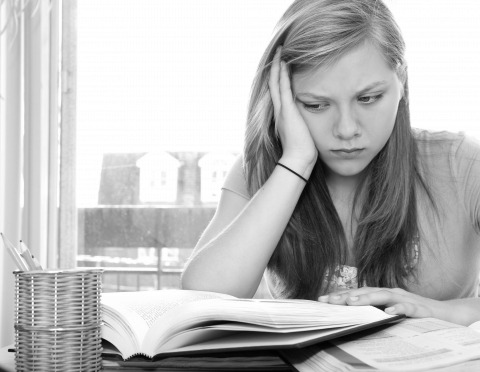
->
<box><xmin>0</xmin><ymin>0</ymin><xmax>60</xmax><ymax>347</ymax></box>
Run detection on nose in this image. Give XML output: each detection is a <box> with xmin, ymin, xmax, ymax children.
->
<box><xmin>333</xmin><ymin>106</ymin><xmax>360</xmax><ymax>140</ymax></box>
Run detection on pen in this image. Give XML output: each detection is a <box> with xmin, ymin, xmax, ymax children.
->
<box><xmin>1</xmin><ymin>232</ymin><xmax>29</xmax><ymax>271</ymax></box>
<box><xmin>19</xmin><ymin>240</ymin><xmax>42</xmax><ymax>270</ymax></box>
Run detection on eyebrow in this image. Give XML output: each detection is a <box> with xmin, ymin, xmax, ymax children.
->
<box><xmin>295</xmin><ymin>80</ymin><xmax>389</xmax><ymax>100</ymax></box>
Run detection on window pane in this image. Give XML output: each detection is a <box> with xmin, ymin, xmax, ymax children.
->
<box><xmin>73</xmin><ymin>0</ymin><xmax>480</xmax><ymax>294</ymax></box>
<box><xmin>75</xmin><ymin>0</ymin><xmax>291</xmax><ymax>295</ymax></box>
<box><xmin>387</xmin><ymin>0</ymin><xmax>480</xmax><ymax>137</ymax></box>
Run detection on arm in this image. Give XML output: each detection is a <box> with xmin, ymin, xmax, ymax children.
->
<box><xmin>181</xmin><ymin>166</ymin><xmax>309</xmax><ymax>298</ymax></box>
<box><xmin>181</xmin><ymin>47</ymin><xmax>318</xmax><ymax>298</ymax></box>
<box><xmin>318</xmin><ymin>287</ymin><xmax>480</xmax><ymax>326</ymax></box>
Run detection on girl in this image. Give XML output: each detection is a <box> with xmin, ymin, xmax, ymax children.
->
<box><xmin>181</xmin><ymin>0</ymin><xmax>480</xmax><ymax>326</ymax></box>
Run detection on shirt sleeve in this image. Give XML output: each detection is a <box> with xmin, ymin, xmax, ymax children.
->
<box><xmin>221</xmin><ymin>155</ymin><xmax>251</xmax><ymax>200</ymax></box>
<box><xmin>451</xmin><ymin>134</ymin><xmax>480</xmax><ymax>233</ymax></box>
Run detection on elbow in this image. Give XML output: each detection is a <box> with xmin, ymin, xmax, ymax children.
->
<box><xmin>179</xmin><ymin>255</ymin><xmax>221</xmax><ymax>292</ymax></box>
<box><xmin>180</xmin><ymin>271</ymin><xmax>197</xmax><ymax>291</ymax></box>
<box><xmin>180</xmin><ymin>262</ymin><xmax>197</xmax><ymax>290</ymax></box>
<box><xmin>181</xmin><ymin>265</ymin><xmax>255</xmax><ymax>298</ymax></box>
<box><xmin>180</xmin><ymin>267</ymin><xmax>223</xmax><ymax>293</ymax></box>
<box><xmin>180</xmin><ymin>253</ymin><xmax>258</xmax><ymax>298</ymax></box>
<box><xmin>180</xmin><ymin>262</ymin><xmax>215</xmax><ymax>292</ymax></box>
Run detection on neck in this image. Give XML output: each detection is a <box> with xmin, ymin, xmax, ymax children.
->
<box><xmin>326</xmin><ymin>173</ymin><xmax>361</xmax><ymax>203</ymax></box>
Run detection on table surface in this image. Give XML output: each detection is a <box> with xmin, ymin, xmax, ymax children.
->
<box><xmin>4</xmin><ymin>344</ymin><xmax>480</xmax><ymax>371</ymax></box>
<box><xmin>0</xmin><ymin>346</ymin><xmax>294</xmax><ymax>371</ymax></box>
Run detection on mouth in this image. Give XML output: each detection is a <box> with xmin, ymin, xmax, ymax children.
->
<box><xmin>332</xmin><ymin>148</ymin><xmax>364</xmax><ymax>153</ymax></box>
<box><xmin>331</xmin><ymin>148</ymin><xmax>364</xmax><ymax>158</ymax></box>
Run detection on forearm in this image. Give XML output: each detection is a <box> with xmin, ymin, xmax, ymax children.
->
<box><xmin>444</xmin><ymin>297</ymin><xmax>480</xmax><ymax>326</ymax></box>
<box><xmin>181</xmin><ymin>158</ymin><xmax>313</xmax><ymax>298</ymax></box>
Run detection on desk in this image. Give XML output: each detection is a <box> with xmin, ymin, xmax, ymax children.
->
<box><xmin>0</xmin><ymin>346</ymin><xmax>294</xmax><ymax>371</ymax></box>
<box><xmin>4</xmin><ymin>344</ymin><xmax>480</xmax><ymax>371</ymax></box>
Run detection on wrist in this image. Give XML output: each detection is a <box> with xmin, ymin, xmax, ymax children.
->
<box><xmin>444</xmin><ymin>299</ymin><xmax>480</xmax><ymax>326</ymax></box>
<box><xmin>277</xmin><ymin>154</ymin><xmax>317</xmax><ymax>181</ymax></box>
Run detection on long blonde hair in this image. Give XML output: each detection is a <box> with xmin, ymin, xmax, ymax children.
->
<box><xmin>244</xmin><ymin>0</ymin><xmax>431</xmax><ymax>299</ymax></box>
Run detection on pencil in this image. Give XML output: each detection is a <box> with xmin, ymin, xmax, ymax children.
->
<box><xmin>31</xmin><ymin>255</ymin><xmax>43</xmax><ymax>270</ymax></box>
<box><xmin>1</xmin><ymin>233</ymin><xmax>29</xmax><ymax>271</ymax></box>
<box><xmin>19</xmin><ymin>240</ymin><xmax>39</xmax><ymax>270</ymax></box>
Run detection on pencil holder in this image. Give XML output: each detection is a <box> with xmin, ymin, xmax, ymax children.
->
<box><xmin>14</xmin><ymin>268</ymin><xmax>104</xmax><ymax>372</ymax></box>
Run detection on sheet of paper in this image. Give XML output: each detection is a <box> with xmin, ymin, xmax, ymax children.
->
<box><xmin>284</xmin><ymin>345</ymin><xmax>480</xmax><ymax>372</ymax></box>
<box><xmin>469</xmin><ymin>320</ymin><xmax>480</xmax><ymax>333</ymax></box>
<box><xmin>333</xmin><ymin>318</ymin><xmax>480</xmax><ymax>371</ymax></box>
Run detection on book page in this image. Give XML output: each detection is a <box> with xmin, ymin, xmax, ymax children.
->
<box><xmin>144</xmin><ymin>296</ymin><xmax>395</xmax><ymax>355</ymax></box>
<box><xmin>159</xmin><ymin>323</ymin><xmax>386</xmax><ymax>354</ymax></box>
<box><xmin>101</xmin><ymin>290</ymin><xmax>234</xmax><ymax>358</ymax></box>
<box><xmin>332</xmin><ymin>318</ymin><xmax>480</xmax><ymax>371</ymax></box>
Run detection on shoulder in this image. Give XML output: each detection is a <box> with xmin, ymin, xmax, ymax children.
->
<box><xmin>221</xmin><ymin>154</ymin><xmax>251</xmax><ymax>200</ymax></box>
<box><xmin>414</xmin><ymin>129</ymin><xmax>480</xmax><ymax>218</ymax></box>
<box><xmin>414</xmin><ymin>129</ymin><xmax>480</xmax><ymax>171</ymax></box>
<box><xmin>414</xmin><ymin>128</ymin><xmax>473</xmax><ymax>152</ymax></box>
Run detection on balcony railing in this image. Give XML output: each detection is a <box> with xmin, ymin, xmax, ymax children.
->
<box><xmin>77</xmin><ymin>207</ymin><xmax>271</xmax><ymax>298</ymax></box>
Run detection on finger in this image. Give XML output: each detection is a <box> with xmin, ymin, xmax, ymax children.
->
<box><xmin>268</xmin><ymin>46</ymin><xmax>282</xmax><ymax>115</ymax></box>
<box><xmin>346</xmin><ymin>287</ymin><xmax>426</xmax><ymax>306</ymax></box>
<box><xmin>318</xmin><ymin>287</ymin><xmax>384</xmax><ymax>303</ymax></box>
<box><xmin>330</xmin><ymin>287</ymin><xmax>382</xmax><ymax>297</ymax></box>
<box><xmin>319</xmin><ymin>291</ymin><xmax>353</xmax><ymax>305</ymax></box>
<box><xmin>345</xmin><ymin>289</ymin><xmax>410</xmax><ymax>307</ymax></box>
<box><xmin>318</xmin><ymin>290</ymin><xmax>350</xmax><ymax>301</ymax></box>
<box><xmin>279</xmin><ymin>60</ymin><xmax>294</xmax><ymax>106</ymax></box>
<box><xmin>385</xmin><ymin>302</ymin><xmax>434</xmax><ymax>318</ymax></box>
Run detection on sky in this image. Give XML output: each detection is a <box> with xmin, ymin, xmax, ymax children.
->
<box><xmin>75</xmin><ymin>0</ymin><xmax>480</xmax><ymax>205</ymax></box>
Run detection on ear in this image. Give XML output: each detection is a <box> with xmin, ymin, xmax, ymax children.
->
<box><xmin>395</xmin><ymin>74</ymin><xmax>406</xmax><ymax>104</ymax></box>
<box><xmin>399</xmin><ymin>82</ymin><xmax>403</xmax><ymax>98</ymax></box>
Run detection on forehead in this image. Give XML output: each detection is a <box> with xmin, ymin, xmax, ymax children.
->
<box><xmin>292</xmin><ymin>42</ymin><xmax>397</xmax><ymax>95</ymax></box>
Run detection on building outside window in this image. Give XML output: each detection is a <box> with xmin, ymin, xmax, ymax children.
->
<box><xmin>199</xmin><ymin>153</ymin><xmax>236</xmax><ymax>203</ymax></box>
<box><xmin>137</xmin><ymin>152</ymin><xmax>180</xmax><ymax>203</ymax></box>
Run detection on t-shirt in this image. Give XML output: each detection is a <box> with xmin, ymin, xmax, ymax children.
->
<box><xmin>221</xmin><ymin>130</ymin><xmax>480</xmax><ymax>300</ymax></box>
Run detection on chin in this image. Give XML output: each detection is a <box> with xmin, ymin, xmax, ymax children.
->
<box><xmin>327</xmin><ymin>162</ymin><xmax>369</xmax><ymax>180</ymax></box>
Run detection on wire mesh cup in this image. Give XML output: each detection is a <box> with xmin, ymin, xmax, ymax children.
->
<box><xmin>14</xmin><ymin>269</ymin><xmax>104</xmax><ymax>372</ymax></box>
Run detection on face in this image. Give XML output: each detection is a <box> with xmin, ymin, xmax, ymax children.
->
<box><xmin>292</xmin><ymin>42</ymin><xmax>403</xmax><ymax>186</ymax></box>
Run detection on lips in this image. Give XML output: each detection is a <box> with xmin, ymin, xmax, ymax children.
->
<box><xmin>331</xmin><ymin>148</ymin><xmax>364</xmax><ymax>158</ymax></box>
<box><xmin>334</xmin><ymin>148</ymin><xmax>363</xmax><ymax>153</ymax></box>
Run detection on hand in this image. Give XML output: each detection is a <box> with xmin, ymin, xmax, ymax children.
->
<box><xmin>318</xmin><ymin>287</ymin><xmax>464</xmax><ymax>324</ymax></box>
<box><xmin>268</xmin><ymin>46</ymin><xmax>317</xmax><ymax>175</ymax></box>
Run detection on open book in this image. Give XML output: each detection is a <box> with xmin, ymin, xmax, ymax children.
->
<box><xmin>101</xmin><ymin>289</ymin><xmax>403</xmax><ymax>360</ymax></box>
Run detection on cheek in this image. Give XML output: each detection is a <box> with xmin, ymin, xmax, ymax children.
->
<box><xmin>300</xmin><ymin>112</ymin><xmax>332</xmax><ymax>150</ymax></box>
<box><xmin>294</xmin><ymin>103</ymin><xmax>330</xmax><ymax>133</ymax></box>
<box><xmin>366</xmin><ymin>100</ymin><xmax>398</xmax><ymax>139</ymax></box>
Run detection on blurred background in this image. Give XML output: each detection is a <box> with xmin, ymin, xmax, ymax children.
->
<box><xmin>74</xmin><ymin>0</ymin><xmax>480</xmax><ymax>294</ymax></box>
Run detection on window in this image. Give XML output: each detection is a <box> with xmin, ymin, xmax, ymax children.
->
<box><xmin>73</xmin><ymin>0</ymin><xmax>292</xmax><ymax>294</ymax></box>
<box><xmin>68</xmin><ymin>0</ymin><xmax>480</xmax><ymax>294</ymax></box>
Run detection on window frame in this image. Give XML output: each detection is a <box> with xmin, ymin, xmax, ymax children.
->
<box><xmin>0</xmin><ymin>0</ymin><xmax>61</xmax><ymax>346</ymax></box>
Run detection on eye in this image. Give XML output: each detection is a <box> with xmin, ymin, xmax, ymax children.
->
<box><xmin>358</xmin><ymin>94</ymin><xmax>383</xmax><ymax>104</ymax></box>
<box><xmin>302</xmin><ymin>102</ymin><xmax>330</xmax><ymax>112</ymax></box>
